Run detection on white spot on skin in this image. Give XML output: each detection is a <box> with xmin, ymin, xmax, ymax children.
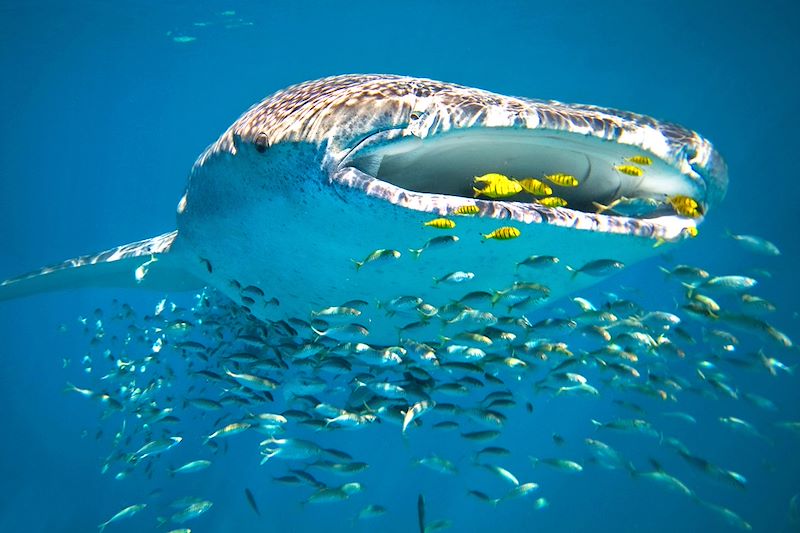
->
<box><xmin>177</xmin><ymin>194</ymin><xmax>188</xmax><ymax>214</ymax></box>
<box><xmin>482</xmin><ymin>106</ymin><xmax>514</xmax><ymax>127</ymax></box>
<box><xmin>619</xmin><ymin>125</ymin><xmax>670</xmax><ymax>160</ymax></box>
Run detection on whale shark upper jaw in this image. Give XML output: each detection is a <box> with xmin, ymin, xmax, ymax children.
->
<box><xmin>333</xmin><ymin>125</ymin><xmax>713</xmax><ymax>241</ymax></box>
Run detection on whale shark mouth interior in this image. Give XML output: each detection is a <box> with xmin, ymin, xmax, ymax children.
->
<box><xmin>345</xmin><ymin>128</ymin><xmax>704</xmax><ymax>220</ymax></box>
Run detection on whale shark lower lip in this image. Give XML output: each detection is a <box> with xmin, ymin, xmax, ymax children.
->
<box><xmin>0</xmin><ymin>74</ymin><xmax>728</xmax><ymax>345</ymax></box>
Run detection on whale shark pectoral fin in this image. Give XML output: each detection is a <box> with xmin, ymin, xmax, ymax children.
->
<box><xmin>0</xmin><ymin>230</ymin><xmax>205</xmax><ymax>301</ymax></box>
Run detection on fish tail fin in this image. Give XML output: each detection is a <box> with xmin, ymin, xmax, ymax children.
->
<box><xmin>362</xmin><ymin>400</ymin><xmax>377</xmax><ymax>414</ymax></box>
<box><xmin>351</xmin><ymin>259</ymin><xmax>364</xmax><ymax>271</ymax></box>
<box><xmin>0</xmin><ymin>231</ymin><xmax>205</xmax><ymax>302</ymax></box>
<box><xmin>409</xmin><ymin>248</ymin><xmax>423</xmax><ymax>260</ymax></box>
<box><xmin>259</xmin><ymin>449</ymin><xmax>277</xmax><ymax>465</ymax></box>
<box><xmin>592</xmin><ymin>201</ymin><xmax>609</xmax><ymax>214</ymax></box>
<box><xmin>375</xmin><ymin>298</ymin><xmax>394</xmax><ymax>317</ymax></box>
<box><xmin>658</xmin><ymin>266</ymin><xmax>671</xmax><ymax>277</ymax></box>
<box><xmin>492</xmin><ymin>291</ymin><xmax>503</xmax><ymax>307</ymax></box>
<box><xmin>623</xmin><ymin>461</ymin><xmax>637</xmax><ymax>476</ymax></box>
<box><xmin>680</xmin><ymin>282</ymin><xmax>696</xmax><ymax>299</ymax></box>
<box><xmin>529</xmin><ymin>455</ymin><xmax>539</xmax><ymax>467</ymax></box>
<box><xmin>565</xmin><ymin>266</ymin><xmax>578</xmax><ymax>279</ymax></box>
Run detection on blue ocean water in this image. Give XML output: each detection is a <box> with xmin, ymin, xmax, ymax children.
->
<box><xmin>1</xmin><ymin>1</ymin><xmax>798</xmax><ymax>531</ymax></box>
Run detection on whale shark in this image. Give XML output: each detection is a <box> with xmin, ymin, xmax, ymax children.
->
<box><xmin>0</xmin><ymin>74</ymin><xmax>727</xmax><ymax>344</ymax></box>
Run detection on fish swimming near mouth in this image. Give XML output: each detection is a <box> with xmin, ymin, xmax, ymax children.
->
<box><xmin>0</xmin><ymin>74</ymin><xmax>727</xmax><ymax>343</ymax></box>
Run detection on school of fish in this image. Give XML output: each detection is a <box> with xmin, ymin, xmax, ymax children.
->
<box><xmin>59</xmin><ymin>207</ymin><xmax>795</xmax><ymax>532</ymax></box>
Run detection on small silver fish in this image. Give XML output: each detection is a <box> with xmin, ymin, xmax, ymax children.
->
<box><xmin>694</xmin><ymin>275</ymin><xmax>757</xmax><ymax>294</ymax></box>
<box><xmin>98</xmin><ymin>504</ymin><xmax>147</xmax><ymax>532</ymax></box>
<box><xmin>593</xmin><ymin>196</ymin><xmax>661</xmax><ymax>217</ymax></box>
<box><xmin>409</xmin><ymin>235</ymin><xmax>459</xmax><ymax>259</ymax></box>
<box><xmin>567</xmin><ymin>259</ymin><xmax>625</xmax><ymax>278</ymax></box>
<box><xmin>352</xmin><ymin>249</ymin><xmax>401</xmax><ymax>270</ymax></box>
<box><xmin>659</xmin><ymin>264</ymin><xmax>710</xmax><ymax>281</ymax></box>
<box><xmin>530</xmin><ymin>457</ymin><xmax>583</xmax><ymax>472</ymax></box>
<box><xmin>170</xmin><ymin>500</ymin><xmax>213</xmax><ymax>523</ymax></box>
<box><xmin>502</xmin><ymin>482</ymin><xmax>539</xmax><ymax>500</ymax></box>
<box><xmin>481</xmin><ymin>463</ymin><xmax>520</xmax><ymax>485</ymax></box>
<box><xmin>415</xmin><ymin>454</ymin><xmax>458</xmax><ymax>475</ymax></box>
<box><xmin>726</xmin><ymin>231</ymin><xmax>781</xmax><ymax>256</ymax></box>
<box><xmin>516</xmin><ymin>255</ymin><xmax>560</xmax><ymax>270</ymax></box>
<box><xmin>356</xmin><ymin>504</ymin><xmax>387</xmax><ymax>520</ymax></box>
<box><xmin>402</xmin><ymin>400</ymin><xmax>434</xmax><ymax>434</ymax></box>
<box><xmin>433</xmin><ymin>271</ymin><xmax>475</xmax><ymax>285</ymax></box>
<box><xmin>225</xmin><ymin>368</ymin><xmax>278</xmax><ymax>391</ymax></box>
<box><xmin>170</xmin><ymin>459</ymin><xmax>212</xmax><ymax>475</ymax></box>
<box><xmin>131</xmin><ymin>437</ymin><xmax>182</xmax><ymax>462</ymax></box>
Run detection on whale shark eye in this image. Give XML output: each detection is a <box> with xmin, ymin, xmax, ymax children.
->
<box><xmin>255</xmin><ymin>132</ymin><xmax>269</xmax><ymax>153</ymax></box>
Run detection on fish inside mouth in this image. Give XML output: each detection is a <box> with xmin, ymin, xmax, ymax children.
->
<box><xmin>343</xmin><ymin>128</ymin><xmax>706</xmax><ymax>220</ymax></box>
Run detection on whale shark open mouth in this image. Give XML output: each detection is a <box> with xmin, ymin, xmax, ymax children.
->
<box><xmin>336</xmin><ymin>127</ymin><xmax>707</xmax><ymax>241</ymax></box>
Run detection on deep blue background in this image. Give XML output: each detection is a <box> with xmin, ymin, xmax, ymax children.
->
<box><xmin>1</xmin><ymin>1</ymin><xmax>798</xmax><ymax>531</ymax></box>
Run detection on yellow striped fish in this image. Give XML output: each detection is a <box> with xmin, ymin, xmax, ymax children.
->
<box><xmin>517</xmin><ymin>178</ymin><xmax>552</xmax><ymax>196</ymax></box>
<box><xmin>473</xmin><ymin>173</ymin><xmax>523</xmax><ymax>198</ymax></box>
<box><xmin>615</xmin><ymin>165</ymin><xmax>644</xmax><ymax>177</ymax></box>
<box><xmin>453</xmin><ymin>205</ymin><xmax>480</xmax><ymax>216</ymax></box>
<box><xmin>482</xmin><ymin>227</ymin><xmax>521</xmax><ymax>240</ymax></box>
<box><xmin>626</xmin><ymin>155</ymin><xmax>653</xmax><ymax>166</ymax></box>
<box><xmin>543</xmin><ymin>173</ymin><xmax>579</xmax><ymax>187</ymax></box>
<box><xmin>537</xmin><ymin>197</ymin><xmax>568</xmax><ymax>208</ymax></box>
<box><xmin>423</xmin><ymin>218</ymin><xmax>456</xmax><ymax>229</ymax></box>
<box><xmin>667</xmin><ymin>195</ymin><xmax>704</xmax><ymax>218</ymax></box>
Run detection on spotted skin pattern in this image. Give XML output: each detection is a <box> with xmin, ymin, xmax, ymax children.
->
<box><xmin>195</xmin><ymin>74</ymin><xmax>726</xmax><ymax>208</ymax></box>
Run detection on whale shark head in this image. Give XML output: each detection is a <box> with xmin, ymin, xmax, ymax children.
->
<box><xmin>189</xmin><ymin>74</ymin><xmax>726</xmax><ymax>236</ymax></box>
<box><xmin>1</xmin><ymin>74</ymin><xmax>728</xmax><ymax>345</ymax></box>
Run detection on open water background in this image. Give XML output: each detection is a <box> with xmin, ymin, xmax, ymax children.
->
<box><xmin>0</xmin><ymin>1</ymin><xmax>798</xmax><ymax>531</ymax></box>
